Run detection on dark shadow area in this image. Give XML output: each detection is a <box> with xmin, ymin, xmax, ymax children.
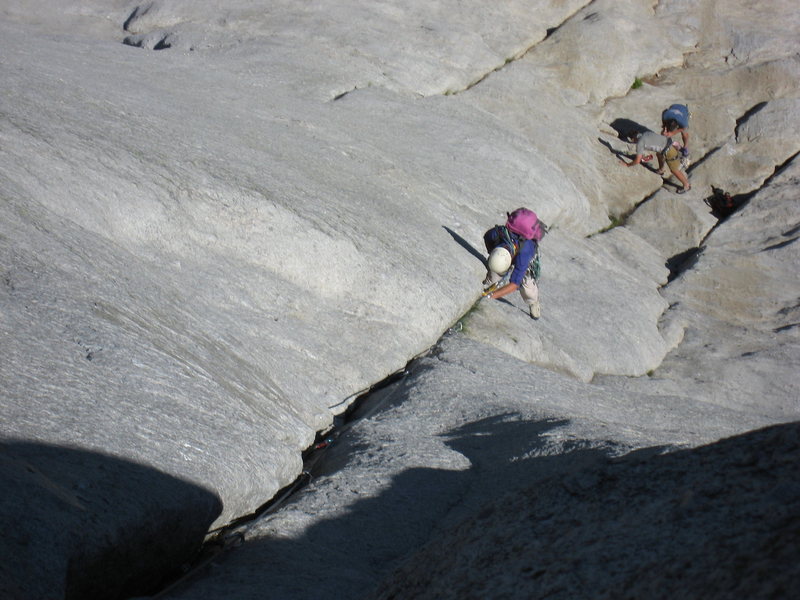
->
<box><xmin>153</xmin><ymin>38</ymin><xmax>172</xmax><ymax>51</ymax></box>
<box><xmin>702</xmin><ymin>186</ymin><xmax>745</xmax><ymax>220</ymax></box>
<box><xmin>156</xmin><ymin>415</ymin><xmax>626</xmax><ymax>599</ymax></box>
<box><xmin>372</xmin><ymin>421</ymin><xmax>800</xmax><ymax>600</ymax></box>
<box><xmin>146</xmin><ymin>395</ymin><xmax>800</xmax><ymax>600</ymax></box>
<box><xmin>598</xmin><ymin>137</ymin><xmax>626</xmax><ymax>161</ymax></box>
<box><xmin>734</xmin><ymin>101</ymin><xmax>768</xmax><ymax>140</ymax></box>
<box><xmin>666</xmin><ymin>246</ymin><xmax>702</xmax><ymax>282</ymax></box>
<box><xmin>686</xmin><ymin>144</ymin><xmax>721</xmax><ymax>173</ymax></box>
<box><xmin>443</xmin><ymin>226</ymin><xmax>487</xmax><ymax>267</ymax></box>
<box><xmin>0</xmin><ymin>441</ymin><xmax>221</xmax><ymax>600</ymax></box>
<box><xmin>608</xmin><ymin>118</ymin><xmax>649</xmax><ymax>142</ymax></box>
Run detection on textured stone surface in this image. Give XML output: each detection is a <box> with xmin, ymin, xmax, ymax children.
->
<box><xmin>462</xmin><ymin>229</ymin><xmax>672</xmax><ymax>381</ymax></box>
<box><xmin>1</xmin><ymin>0</ymin><xmax>798</xmax><ymax>598</ymax></box>
<box><xmin>370</xmin><ymin>421</ymin><xmax>800</xmax><ymax>600</ymax></box>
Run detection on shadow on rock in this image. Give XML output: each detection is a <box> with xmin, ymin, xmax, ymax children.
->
<box><xmin>0</xmin><ymin>441</ymin><xmax>222</xmax><ymax>600</ymax></box>
<box><xmin>443</xmin><ymin>225</ymin><xmax>487</xmax><ymax>267</ymax></box>
<box><xmin>369</xmin><ymin>421</ymin><xmax>800</xmax><ymax>600</ymax></box>
<box><xmin>163</xmin><ymin>416</ymin><xmax>625</xmax><ymax>599</ymax></box>
<box><xmin>609</xmin><ymin>118</ymin><xmax>649</xmax><ymax>142</ymax></box>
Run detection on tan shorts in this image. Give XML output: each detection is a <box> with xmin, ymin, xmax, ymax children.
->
<box><xmin>663</xmin><ymin>145</ymin><xmax>682</xmax><ymax>171</ymax></box>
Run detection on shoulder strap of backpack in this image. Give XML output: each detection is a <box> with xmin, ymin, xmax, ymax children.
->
<box><xmin>499</xmin><ymin>226</ymin><xmax>520</xmax><ymax>257</ymax></box>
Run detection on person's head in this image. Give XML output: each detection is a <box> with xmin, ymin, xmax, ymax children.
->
<box><xmin>662</xmin><ymin>119</ymin><xmax>680</xmax><ymax>133</ymax></box>
<box><xmin>487</xmin><ymin>246</ymin><xmax>512</xmax><ymax>275</ymax></box>
<box><xmin>626</xmin><ymin>129</ymin><xmax>646</xmax><ymax>144</ymax></box>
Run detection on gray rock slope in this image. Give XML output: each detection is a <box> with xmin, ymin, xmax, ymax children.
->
<box><xmin>162</xmin><ymin>161</ymin><xmax>799</xmax><ymax>600</ymax></box>
<box><xmin>367</xmin><ymin>161</ymin><xmax>800</xmax><ymax>600</ymax></box>
<box><xmin>371</xmin><ymin>421</ymin><xmax>800</xmax><ymax>600</ymax></box>
<box><xmin>1</xmin><ymin>0</ymin><xmax>798</xmax><ymax>598</ymax></box>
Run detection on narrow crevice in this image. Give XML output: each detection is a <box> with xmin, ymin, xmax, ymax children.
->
<box><xmin>123</xmin><ymin>3</ymin><xmax>153</xmax><ymax>33</ymax></box>
<box><xmin>458</xmin><ymin>51</ymin><xmax>530</xmax><ymax>94</ymax></box>
<box><xmin>762</xmin><ymin>236</ymin><xmax>798</xmax><ymax>252</ymax></box>
<box><xmin>332</xmin><ymin>89</ymin><xmax>353</xmax><ymax>101</ymax></box>
<box><xmin>454</xmin><ymin>1</ymin><xmax>595</xmax><ymax>95</ymax></box>
<box><xmin>142</xmin><ymin>359</ymin><xmax>419</xmax><ymax>599</ymax></box>
<box><xmin>325</xmin><ymin>2</ymin><xmax>595</xmax><ymax>99</ymax></box>
<box><xmin>780</xmin><ymin>224</ymin><xmax>800</xmax><ymax>238</ymax></box>
<box><xmin>767</xmin><ymin>149</ymin><xmax>800</xmax><ymax>182</ymax></box>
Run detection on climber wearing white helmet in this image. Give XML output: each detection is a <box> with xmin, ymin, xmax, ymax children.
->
<box><xmin>482</xmin><ymin>208</ymin><xmax>545</xmax><ymax>320</ymax></box>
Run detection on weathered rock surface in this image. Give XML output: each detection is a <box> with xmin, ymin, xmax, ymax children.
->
<box><xmin>1</xmin><ymin>0</ymin><xmax>798</xmax><ymax>598</ymax></box>
<box><xmin>368</xmin><ymin>160</ymin><xmax>798</xmax><ymax>600</ymax></box>
<box><xmin>655</xmin><ymin>160</ymin><xmax>800</xmax><ymax>418</ymax></box>
<box><xmin>370</xmin><ymin>421</ymin><xmax>800</xmax><ymax>600</ymax></box>
<box><xmin>462</xmin><ymin>229</ymin><xmax>673</xmax><ymax>382</ymax></box>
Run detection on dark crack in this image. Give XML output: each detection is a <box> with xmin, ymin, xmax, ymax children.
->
<box><xmin>452</xmin><ymin>2</ymin><xmax>595</xmax><ymax>95</ymax></box>
<box><xmin>123</xmin><ymin>2</ymin><xmax>155</xmax><ymax>33</ymax></box>
<box><xmin>332</xmin><ymin>89</ymin><xmax>353</xmax><ymax>102</ymax></box>
<box><xmin>763</xmin><ymin>236</ymin><xmax>798</xmax><ymax>252</ymax></box>
<box><xmin>123</xmin><ymin>32</ymin><xmax>175</xmax><ymax>51</ymax></box>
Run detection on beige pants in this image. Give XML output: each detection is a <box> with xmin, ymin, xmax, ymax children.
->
<box><xmin>484</xmin><ymin>269</ymin><xmax>539</xmax><ymax>305</ymax></box>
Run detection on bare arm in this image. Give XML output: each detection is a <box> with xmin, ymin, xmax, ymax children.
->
<box><xmin>486</xmin><ymin>282</ymin><xmax>519</xmax><ymax>300</ymax></box>
<box><xmin>622</xmin><ymin>153</ymin><xmax>642</xmax><ymax>167</ymax></box>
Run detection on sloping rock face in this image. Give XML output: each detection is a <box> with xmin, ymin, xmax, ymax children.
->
<box><xmin>1</xmin><ymin>0</ymin><xmax>798</xmax><ymax>597</ymax></box>
<box><xmin>368</xmin><ymin>161</ymin><xmax>800</xmax><ymax>599</ymax></box>
<box><xmin>655</xmin><ymin>161</ymin><xmax>800</xmax><ymax>417</ymax></box>
<box><xmin>458</xmin><ymin>0</ymin><xmax>800</xmax><ymax>385</ymax></box>
<box><xmin>370</xmin><ymin>422</ymin><xmax>800</xmax><ymax>600</ymax></box>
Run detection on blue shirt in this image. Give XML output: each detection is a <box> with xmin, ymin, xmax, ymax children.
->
<box><xmin>508</xmin><ymin>235</ymin><xmax>536</xmax><ymax>286</ymax></box>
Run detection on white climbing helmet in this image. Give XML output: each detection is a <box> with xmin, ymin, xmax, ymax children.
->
<box><xmin>487</xmin><ymin>246</ymin><xmax>512</xmax><ymax>274</ymax></box>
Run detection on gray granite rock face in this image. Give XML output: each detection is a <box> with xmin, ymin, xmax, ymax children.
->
<box><xmin>1</xmin><ymin>0</ymin><xmax>798</xmax><ymax>598</ymax></box>
<box><xmin>370</xmin><ymin>421</ymin><xmax>800</xmax><ymax>600</ymax></box>
<box><xmin>655</xmin><ymin>160</ymin><xmax>800</xmax><ymax>418</ymax></box>
<box><xmin>367</xmin><ymin>161</ymin><xmax>800</xmax><ymax>600</ymax></box>
<box><xmin>462</xmin><ymin>229</ymin><xmax>674</xmax><ymax>382</ymax></box>
<box><xmin>159</xmin><ymin>328</ymin><xmax>786</xmax><ymax>600</ymax></box>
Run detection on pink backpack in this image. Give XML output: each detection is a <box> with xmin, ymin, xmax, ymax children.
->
<box><xmin>506</xmin><ymin>208</ymin><xmax>545</xmax><ymax>241</ymax></box>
